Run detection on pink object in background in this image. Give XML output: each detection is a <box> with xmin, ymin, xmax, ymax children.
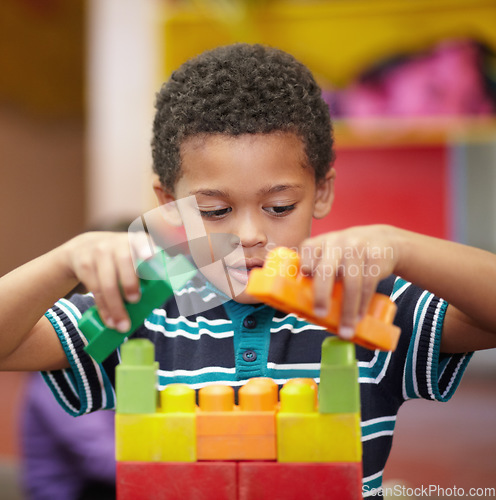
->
<box><xmin>334</xmin><ymin>40</ymin><xmax>494</xmax><ymax>118</ymax></box>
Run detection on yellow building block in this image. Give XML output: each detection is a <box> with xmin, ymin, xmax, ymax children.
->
<box><xmin>115</xmin><ymin>413</ymin><xmax>162</xmax><ymax>462</ymax></box>
<box><xmin>116</xmin><ymin>384</ymin><xmax>197</xmax><ymax>462</ymax></box>
<box><xmin>276</xmin><ymin>380</ymin><xmax>362</xmax><ymax>463</ymax></box>
<box><xmin>156</xmin><ymin>384</ymin><xmax>197</xmax><ymax>462</ymax></box>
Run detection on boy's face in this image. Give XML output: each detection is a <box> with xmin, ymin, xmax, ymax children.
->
<box><xmin>155</xmin><ymin>132</ymin><xmax>335</xmax><ymax>304</ymax></box>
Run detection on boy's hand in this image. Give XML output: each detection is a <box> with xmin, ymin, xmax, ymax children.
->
<box><xmin>63</xmin><ymin>231</ymin><xmax>154</xmax><ymax>332</ymax></box>
<box><xmin>299</xmin><ymin>225</ymin><xmax>399</xmax><ymax>340</ymax></box>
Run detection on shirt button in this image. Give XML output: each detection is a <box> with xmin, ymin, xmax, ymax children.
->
<box><xmin>242</xmin><ymin>350</ymin><xmax>257</xmax><ymax>362</ymax></box>
<box><xmin>243</xmin><ymin>315</ymin><xmax>257</xmax><ymax>329</ymax></box>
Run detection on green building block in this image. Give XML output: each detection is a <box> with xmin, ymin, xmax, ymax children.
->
<box><xmin>80</xmin><ymin>251</ymin><xmax>196</xmax><ymax>364</ymax></box>
<box><xmin>318</xmin><ymin>337</ymin><xmax>360</xmax><ymax>414</ymax></box>
<box><xmin>116</xmin><ymin>339</ymin><xmax>159</xmax><ymax>414</ymax></box>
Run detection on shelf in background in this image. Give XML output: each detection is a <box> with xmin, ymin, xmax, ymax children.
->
<box><xmin>333</xmin><ymin>116</ymin><xmax>496</xmax><ymax>148</ymax></box>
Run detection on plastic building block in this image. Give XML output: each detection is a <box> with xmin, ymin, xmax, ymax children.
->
<box><xmin>116</xmin><ymin>384</ymin><xmax>197</xmax><ymax>462</ymax></box>
<box><xmin>246</xmin><ymin>247</ymin><xmax>400</xmax><ymax>351</ymax></box>
<box><xmin>318</xmin><ymin>337</ymin><xmax>360</xmax><ymax>414</ymax></box>
<box><xmin>115</xmin><ymin>339</ymin><xmax>158</xmax><ymax>414</ymax></box>
<box><xmin>117</xmin><ymin>461</ymin><xmax>237</xmax><ymax>500</ymax></box>
<box><xmin>196</xmin><ymin>379</ymin><xmax>277</xmax><ymax>461</ymax></box>
<box><xmin>278</xmin><ymin>377</ymin><xmax>318</xmax><ymax>408</ymax></box>
<box><xmin>276</xmin><ymin>379</ymin><xmax>362</xmax><ymax>462</ymax></box>
<box><xmin>238</xmin><ymin>377</ymin><xmax>279</xmax><ymax>411</ymax></box>
<box><xmin>80</xmin><ymin>251</ymin><xmax>196</xmax><ymax>363</ymax></box>
<box><xmin>238</xmin><ymin>462</ymin><xmax>363</xmax><ymax>500</ymax></box>
<box><xmin>156</xmin><ymin>384</ymin><xmax>197</xmax><ymax>462</ymax></box>
<box><xmin>116</xmin><ymin>413</ymin><xmax>162</xmax><ymax>461</ymax></box>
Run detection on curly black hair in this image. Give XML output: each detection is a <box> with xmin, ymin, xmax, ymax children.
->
<box><xmin>152</xmin><ymin>43</ymin><xmax>334</xmax><ymax>190</ymax></box>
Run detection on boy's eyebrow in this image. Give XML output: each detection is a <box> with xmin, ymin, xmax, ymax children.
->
<box><xmin>189</xmin><ymin>189</ymin><xmax>230</xmax><ymax>198</ymax></box>
<box><xmin>258</xmin><ymin>184</ymin><xmax>304</xmax><ymax>195</ymax></box>
<box><xmin>190</xmin><ymin>184</ymin><xmax>303</xmax><ymax>199</ymax></box>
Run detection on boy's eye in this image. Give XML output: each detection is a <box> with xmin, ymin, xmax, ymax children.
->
<box><xmin>199</xmin><ymin>207</ymin><xmax>232</xmax><ymax>219</ymax></box>
<box><xmin>264</xmin><ymin>204</ymin><xmax>296</xmax><ymax>217</ymax></box>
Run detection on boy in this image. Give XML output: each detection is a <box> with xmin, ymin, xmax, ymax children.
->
<box><xmin>1</xmin><ymin>44</ymin><xmax>496</xmax><ymax>497</ymax></box>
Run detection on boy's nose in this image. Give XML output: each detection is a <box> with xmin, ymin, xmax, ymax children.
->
<box><xmin>235</xmin><ymin>214</ymin><xmax>267</xmax><ymax>248</ymax></box>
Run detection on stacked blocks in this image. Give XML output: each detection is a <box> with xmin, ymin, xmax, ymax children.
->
<box><xmin>113</xmin><ymin>245</ymin><xmax>402</xmax><ymax>498</ymax></box>
<box><xmin>246</xmin><ymin>246</ymin><xmax>400</xmax><ymax>351</ymax></box>
<box><xmin>116</xmin><ymin>338</ymin><xmax>363</xmax><ymax>499</ymax></box>
<box><xmin>277</xmin><ymin>338</ymin><xmax>362</xmax><ymax>463</ymax></box>
<box><xmin>116</xmin><ymin>340</ymin><xmax>196</xmax><ymax>462</ymax></box>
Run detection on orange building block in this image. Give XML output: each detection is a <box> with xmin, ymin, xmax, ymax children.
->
<box><xmin>196</xmin><ymin>379</ymin><xmax>277</xmax><ymax>461</ymax></box>
<box><xmin>246</xmin><ymin>247</ymin><xmax>400</xmax><ymax>351</ymax></box>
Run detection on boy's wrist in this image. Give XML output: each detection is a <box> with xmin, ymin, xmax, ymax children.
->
<box><xmin>56</xmin><ymin>236</ymin><xmax>82</xmax><ymax>286</ymax></box>
<box><xmin>389</xmin><ymin>225</ymin><xmax>413</xmax><ymax>280</ymax></box>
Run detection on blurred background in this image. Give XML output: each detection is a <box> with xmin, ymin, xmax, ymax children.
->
<box><xmin>0</xmin><ymin>0</ymin><xmax>495</xmax><ymax>498</ymax></box>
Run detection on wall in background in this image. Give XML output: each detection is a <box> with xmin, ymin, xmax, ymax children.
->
<box><xmin>0</xmin><ymin>0</ymin><xmax>86</xmax><ymax>276</ymax></box>
<box><xmin>0</xmin><ymin>2</ymin><xmax>86</xmax><ymax>491</ymax></box>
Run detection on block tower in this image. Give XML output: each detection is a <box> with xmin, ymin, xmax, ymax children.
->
<box><xmin>79</xmin><ymin>246</ymin><xmax>400</xmax><ymax>499</ymax></box>
<box><xmin>115</xmin><ymin>337</ymin><xmax>364</xmax><ymax>500</ymax></box>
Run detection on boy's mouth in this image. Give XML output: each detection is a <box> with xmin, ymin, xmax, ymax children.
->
<box><xmin>225</xmin><ymin>258</ymin><xmax>264</xmax><ymax>286</ymax></box>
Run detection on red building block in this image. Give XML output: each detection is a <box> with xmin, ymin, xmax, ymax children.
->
<box><xmin>117</xmin><ymin>461</ymin><xmax>237</xmax><ymax>500</ymax></box>
<box><xmin>238</xmin><ymin>462</ymin><xmax>363</xmax><ymax>500</ymax></box>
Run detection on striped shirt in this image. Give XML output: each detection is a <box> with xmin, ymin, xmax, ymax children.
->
<box><xmin>43</xmin><ymin>273</ymin><xmax>471</xmax><ymax>497</ymax></box>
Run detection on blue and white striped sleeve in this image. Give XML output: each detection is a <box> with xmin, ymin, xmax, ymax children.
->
<box><xmin>390</xmin><ymin>277</ymin><xmax>472</xmax><ymax>402</ymax></box>
<box><xmin>42</xmin><ymin>295</ymin><xmax>117</xmax><ymax>416</ymax></box>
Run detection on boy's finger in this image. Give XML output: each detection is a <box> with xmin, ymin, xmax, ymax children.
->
<box><xmin>116</xmin><ymin>249</ymin><xmax>141</xmax><ymax>303</ymax></box>
<box><xmin>76</xmin><ymin>261</ymin><xmax>114</xmax><ymax>330</ymax></box>
<box><xmin>96</xmin><ymin>255</ymin><xmax>130</xmax><ymax>333</ymax></box>
<box><xmin>91</xmin><ymin>290</ymin><xmax>113</xmax><ymax>330</ymax></box>
<box><xmin>299</xmin><ymin>238</ymin><xmax>322</xmax><ymax>276</ymax></box>
<box><xmin>312</xmin><ymin>254</ymin><xmax>336</xmax><ymax>318</ymax></box>
<box><xmin>338</xmin><ymin>257</ymin><xmax>363</xmax><ymax>340</ymax></box>
<box><xmin>358</xmin><ymin>271</ymin><xmax>377</xmax><ymax>321</ymax></box>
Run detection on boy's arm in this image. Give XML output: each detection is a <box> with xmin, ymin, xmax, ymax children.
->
<box><xmin>0</xmin><ymin>232</ymin><xmax>149</xmax><ymax>371</ymax></box>
<box><xmin>0</xmin><ymin>246</ymin><xmax>77</xmax><ymax>371</ymax></box>
<box><xmin>300</xmin><ymin>225</ymin><xmax>496</xmax><ymax>353</ymax></box>
<box><xmin>394</xmin><ymin>228</ymin><xmax>496</xmax><ymax>353</ymax></box>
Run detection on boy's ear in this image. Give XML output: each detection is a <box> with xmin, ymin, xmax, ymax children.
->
<box><xmin>152</xmin><ymin>175</ymin><xmax>175</xmax><ymax>206</ymax></box>
<box><xmin>313</xmin><ymin>167</ymin><xmax>336</xmax><ymax>219</ymax></box>
<box><xmin>152</xmin><ymin>175</ymin><xmax>183</xmax><ymax>227</ymax></box>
